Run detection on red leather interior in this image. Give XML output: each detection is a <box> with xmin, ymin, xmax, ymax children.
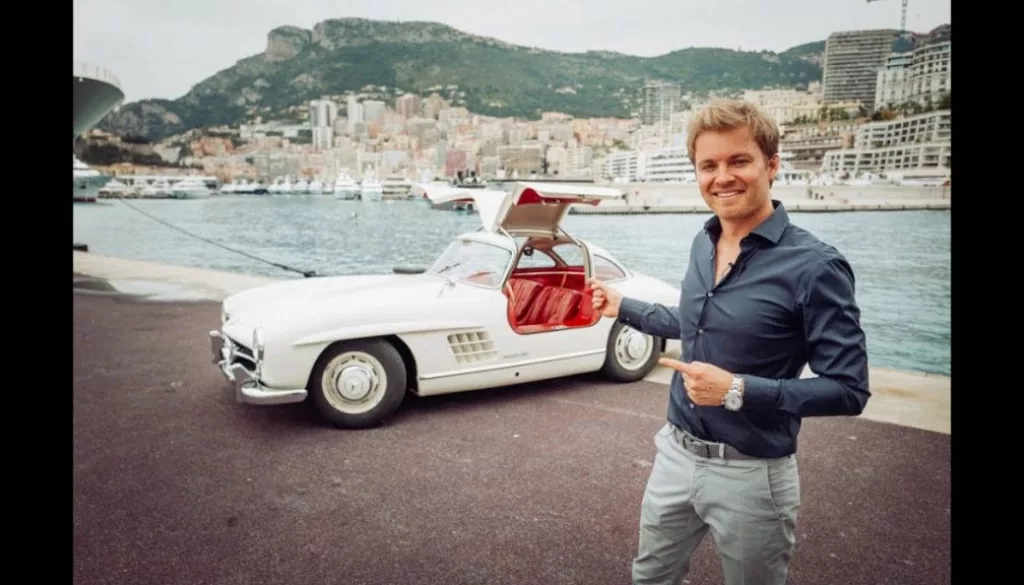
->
<box><xmin>522</xmin><ymin>286</ymin><xmax>581</xmax><ymax>324</ymax></box>
<box><xmin>506</xmin><ymin>278</ymin><xmax>543</xmax><ymax>321</ymax></box>
<box><xmin>505</xmin><ymin>272</ymin><xmax>599</xmax><ymax>333</ymax></box>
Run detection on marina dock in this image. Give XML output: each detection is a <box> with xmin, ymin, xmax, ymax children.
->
<box><xmin>571</xmin><ymin>198</ymin><xmax>951</xmax><ymax>215</ymax></box>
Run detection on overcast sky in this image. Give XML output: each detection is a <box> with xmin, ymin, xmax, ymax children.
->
<box><xmin>73</xmin><ymin>0</ymin><xmax>951</xmax><ymax>103</ymax></box>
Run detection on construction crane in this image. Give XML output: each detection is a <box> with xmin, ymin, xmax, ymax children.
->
<box><xmin>867</xmin><ymin>0</ymin><xmax>909</xmax><ymax>33</ymax></box>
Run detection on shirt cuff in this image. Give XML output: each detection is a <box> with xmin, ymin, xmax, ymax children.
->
<box><xmin>741</xmin><ymin>375</ymin><xmax>781</xmax><ymax>412</ymax></box>
<box><xmin>618</xmin><ymin>297</ymin><xmax>648</xmax><ymax>328</ymax></box>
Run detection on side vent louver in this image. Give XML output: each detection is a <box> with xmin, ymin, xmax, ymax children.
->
<box><xmin>447</xmin><ymin>330</ymin><xmax>497</xmax><ymax>364</ymax></box>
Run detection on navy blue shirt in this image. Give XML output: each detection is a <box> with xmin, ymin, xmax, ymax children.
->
<box><xmin>618</xmin><ymin>200</ymin><xmax>870</xmax><ymax>458</ymax></box>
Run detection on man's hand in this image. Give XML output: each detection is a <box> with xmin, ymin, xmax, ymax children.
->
<box><xmin>658</xmin><ymin>358</ymin><xmax>734</xmax><ymax>406</ymax></box>
<box><xmin>589</xmin><ymin>278</ymin><xmax>622</xmax><ymax>319</ymax></box>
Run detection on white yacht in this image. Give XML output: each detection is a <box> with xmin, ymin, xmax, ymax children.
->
<box><xmin>277</xmin><ymin>177</ymin><xmax>293</xmax><ymax>194</ymax></box>
<box><xmin>140</xmin><ymin>178</ymin><xmax>171</xmax><ymax>198</ymax></box>
<box><xmin>333</xmin><ymin>170</ymin><xmax>361</xmax><ymax>200</ymax></box>
<box><xmin>381</xmin><ymin>176</ymin><xmax>413</xmax><ymax>200</ymax></box>
<box><xmin>74</xmin><ymin>61</ymin><xmax>123</xmax><ymax>204</ymax></box>
<box><xmin>359</xmin><ymin>170</ymin><xmax>384</xmax><ymax>202</ymax></box>
<box><xmin>170</xmin><ymin>177</ymin><xmax>212</xmax><ymax>199</ymax></box>
<box><xmin>292</xmin><ymin>178</ymin><xmax>309</xmax><ymax>194</ymax></box>
<box><xmin>98</xmin><ymin>177</ymin><xmax>130</xmax><ymax>198</ymax></box>
<box><xmin>307</xmin><ymin>177</ymin><xmax>324</xmax><ymax>195</ymax></box>
<box><xmin>73</xmin><ymin>156</ymin><xmax>110</xmax><ymax>202</ymax></box>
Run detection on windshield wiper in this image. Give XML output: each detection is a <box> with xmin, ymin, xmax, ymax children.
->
<box><xmin>433</xmin><ymin>261</ymin><xmax>460</xmax><ymax>290</ymax></box>
<box><xmin>436</xmin><ymin>261</ymin><xmax>461</xmax><ymax>275</ymax></box>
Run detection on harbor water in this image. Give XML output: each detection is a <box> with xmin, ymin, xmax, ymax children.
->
<box><xmin>73</xmin><ymin>196</ymin><xmax>951</xmax><ymax>377</ymax></box>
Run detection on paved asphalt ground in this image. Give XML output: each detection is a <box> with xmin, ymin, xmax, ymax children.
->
<box><xmin>73</xmin><ymin>282</ymin><xmax>950</xmax><ymax>585</ymax></box>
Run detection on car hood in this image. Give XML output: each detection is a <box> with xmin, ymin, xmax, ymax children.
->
<box><xmin>222</xmin><ymin>272</ymin><xmax>449</xmax><ymax>332</ymax></box>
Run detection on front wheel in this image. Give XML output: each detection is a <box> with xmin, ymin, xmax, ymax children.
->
<box><xmin>600</xmin><ymin>321</ymin><xmax>661</xmax><ymax>382</ymax></box>
<box><xmin>309</xmin><ymin>339</ymin><xmax>407</xmax><ymax>429</ymax></box>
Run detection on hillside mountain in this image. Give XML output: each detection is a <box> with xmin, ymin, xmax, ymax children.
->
<box><xmin>97</xmin><ymin>18</ymin><xmax>825</xmax><ymax>141</ymax></box>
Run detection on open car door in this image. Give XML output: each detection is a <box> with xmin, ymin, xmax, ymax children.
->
<box><xmin>495</xmin><ymin>182</ymin><xmax>625</xmax><ymax>334</ymax></box>
<box><xmin>491</xmin><ymin>182</ymin><xmax>624</xmax><ymax>237</ymax></box>
<box><xmin>410</xmin><ymin>182</ymin><xmax>509</xmax><ymax>222</ymax></box>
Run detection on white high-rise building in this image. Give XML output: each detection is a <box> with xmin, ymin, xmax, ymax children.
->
<box><xmin>874</xmin><ymin>39</ymin><xmax>950</xmax><ymax>110</ymax></box>
<box><xmin>308</xmin><ymin>99</ymin><xmax>337</xmax><ymax>150</ymax></box>
<box><xmin>823</xmin><ymin>29</ymin><xmax>900</xmax><ymax>110</ymax></box>
<box><xmin>346</xmin><ymin>96</ymin><xmax>363</xmax><ymax>134</ymax></box>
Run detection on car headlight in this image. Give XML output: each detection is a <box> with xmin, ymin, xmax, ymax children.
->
<box><xmin>252</xmin><ymin>328</ymin><xmax>265</xmax><ymax>362</ymax></box>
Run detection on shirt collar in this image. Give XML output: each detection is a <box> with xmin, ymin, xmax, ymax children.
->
<box><xmin>703</xmin><ymin>199</ymin><xmax>790</xmax><ymax>245</ymax></box>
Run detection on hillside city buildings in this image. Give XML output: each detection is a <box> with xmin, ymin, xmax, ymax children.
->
<box><xmin>85</xmin><ymin>26</ymin><xmax>951</xmax><ymax>185</ymax></box>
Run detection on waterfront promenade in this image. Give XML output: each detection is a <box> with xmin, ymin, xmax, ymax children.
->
<box><xmin>72</xmin><ymin>253</ymin><xmax>951</xmax><ymax>585</ymax></box>
<box><xmin>573</xmin><ymin>182</ymin><xmax>952</xmax><ymax>214</ymax></box>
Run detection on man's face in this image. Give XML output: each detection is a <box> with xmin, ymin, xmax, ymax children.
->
<box><xmin>694</xmin><ymin>125</ymin><xmax>779</xmax><ymax>222</ymax></box>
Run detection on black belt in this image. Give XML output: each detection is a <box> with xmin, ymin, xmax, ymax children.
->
<box><xmin>669</xmin><ymin>425</ymin><xmax>759</xmax><ymax>461</ymax></box>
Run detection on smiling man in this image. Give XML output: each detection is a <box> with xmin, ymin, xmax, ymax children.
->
<box><xmin>589</xmin><ymin>99</ymin><xmax>870</xmax><ymax>585</ymax></box>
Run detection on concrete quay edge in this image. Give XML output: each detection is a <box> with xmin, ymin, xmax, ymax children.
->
<box><xmin>72</xmin><ymin>251</ymin><xmax>951</xmax><ymax>435</ymax></box>
<box><xmin>571</xmin><ymin>198</ymin><xmax>951</xmax><ymax>215</ymax></box>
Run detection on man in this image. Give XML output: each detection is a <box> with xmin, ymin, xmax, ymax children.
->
<box><xmin>589</xmin><ymin>98</ymin><xmax>870</xmax><ymax>585</ymax></box>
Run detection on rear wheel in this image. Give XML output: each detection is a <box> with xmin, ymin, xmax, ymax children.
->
<box><xmin>309</xmin><ymin>339</ymin><xmax>407</xmax><ymax>429</ymax></box>
<box><xmin>600</xmin><ymin>321</ymin><xmax>661</xmax><ymax>382</ymax></box>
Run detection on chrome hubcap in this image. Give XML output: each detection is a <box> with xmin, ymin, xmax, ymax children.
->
<box><xmin>322</xmin><ymin>351</ymin><xmax>387</xmax><ymax>414</ymax></box>
<box><xmin>626</xmin><ymin>333</ymin><xmax>647</xmax><ymax>359</ymax></box>
<box><xmin>337</xmin><ymin>365</ymin><xmax>373</xmax><ymax>400</ymax></box>
<box><xmin>615</xmin><ymin>327</ymin><xmax>652</xmax><ymax>370</ymax></box>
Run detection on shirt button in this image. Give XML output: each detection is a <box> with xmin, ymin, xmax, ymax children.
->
<box><xmin>706</xmin><ymin>292</ymin><xmax>713</xmax><ymax>297</ymax></box>
<box><xmin>697</xmin><ymin>329</ymin><xmax>704</xmax><ymax>334</ymax></box>
<box><xmin>689</xmin><ymin>404</ymin><xmax>695</xmax><ymax>409</ymax></box>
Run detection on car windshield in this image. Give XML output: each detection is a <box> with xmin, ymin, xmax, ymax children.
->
<box><xmin>428</xmin><ymin>239</ymin><xmax>513</xmax><ymax>288</ymax></box>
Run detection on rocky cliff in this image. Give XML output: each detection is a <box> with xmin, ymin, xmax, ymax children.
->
<box><xmin>98</xmin><ymin>18</ymin><xmax>829</xmax><ymax>140</ymax></box>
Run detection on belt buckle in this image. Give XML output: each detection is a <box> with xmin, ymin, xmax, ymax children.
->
<box><xmin>686</xmin><ymin>437</ymin><xmax>711</xmax><ymax>458</ymax></box>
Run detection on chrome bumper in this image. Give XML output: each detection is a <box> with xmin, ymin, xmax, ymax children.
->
<box><xmin>209</xmin><ymin>330</ymin><xmax>307</xmax><ymax>405</ymax></box>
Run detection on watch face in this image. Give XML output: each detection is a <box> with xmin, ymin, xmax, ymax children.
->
<box><xmin>725</xmin><ymin>392</ymin><xmax>742</xmax><ymax>410</ymax></box>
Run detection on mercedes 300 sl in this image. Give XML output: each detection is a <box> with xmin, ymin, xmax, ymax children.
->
<box><xmin>210</xmin><ymin>181</ymin><xmax>680</xmax><ymax>428</ymax></box>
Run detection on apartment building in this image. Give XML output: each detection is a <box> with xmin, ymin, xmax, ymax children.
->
<box><xmin>641</xmin><ymin>80</ymin><xmax>683</xmax><ymax>126</ymax></box>
<box><xmin>820</xmin><ymin>110</ymin><xmax>950</xmax><ymax>174</ymax></box>
<box><xmin>395</xmin><ymin>94</ymin><xmax>421</xmax><ymax>119</ymax></box>
<box><xmin>874</xmin><ymin>53</ymin><xmax>913</xmax><ymax>108</ymax></box>
<box><xmin>597</xmin><ymin>146</ymin><xmax>695</xmax><ymax>183</ymax></box>
<box><xmin>874</xmin><ymin>40</ymin><xmax>951</xmax><ymax>109</ymax></box>
<box><xmin>308</xmin><ymin>99</ymin><xmax>337</xmax><ymax>150</ymax></box>
<box><xmin>600</xmin><ymin>151</ymin><xmax>645</xmax><ymax>182</ymax></box>
<box><xmin>823</xmin><ymin>29</ymin><xmax>900</xmax><ymax>110</ymax></box>
<box><xmin>644</xmin><ymin>147</ymin><xmax>696</xmax><ymax>183</ymax></box>
<box><xmin>498</xmin><ymin>144</ymin><xmax>544</xmax><ymax>176</ymax></box>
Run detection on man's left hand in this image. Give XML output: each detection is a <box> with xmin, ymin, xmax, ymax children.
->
<box><xmin>658</xmin><ymin>358</ymin><xmax>734</xmax><ymax>406</ymax></box>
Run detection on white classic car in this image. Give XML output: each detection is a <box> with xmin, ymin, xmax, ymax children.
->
<box><xmin>209</xmin><ymin>181</ymin><xmax>680</xmax><ymax>428</ymax></box>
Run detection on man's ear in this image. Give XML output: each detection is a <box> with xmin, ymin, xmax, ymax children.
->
<box><xmin>767</xmin><ymin>153</ymin><xmax>780</xmax><ymax>186</ymax></box>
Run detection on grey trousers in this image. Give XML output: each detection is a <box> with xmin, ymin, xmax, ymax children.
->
<box><xmin>632</xmin><ymin>423</ymin><xmax>801</xmax><ymax>585</ymax></box>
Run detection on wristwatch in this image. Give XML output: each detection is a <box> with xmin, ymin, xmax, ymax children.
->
<box><xmin>723</xmin><ymin>375</ymin><xmax>744</xmax><ymax>411</ymax></box>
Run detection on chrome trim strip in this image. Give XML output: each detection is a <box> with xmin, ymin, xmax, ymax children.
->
<box><xmin>418</xmin><ymin>348</ymin><xmax>605</xmax><ymax>380</ymax></box>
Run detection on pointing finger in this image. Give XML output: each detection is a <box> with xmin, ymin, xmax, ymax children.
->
<box><xmin>658</xmin><ymin>357</ymin><xmax>686</xmax><ymax>372</ymax></box>
<box><xmin>659</xmin><ymin>358</ymin><xmax>697</xmax><ymax>375</ymax></box>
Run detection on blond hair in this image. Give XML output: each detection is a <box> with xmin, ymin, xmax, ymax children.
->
<box><xmin>686</xmin><ymin>99</ymin><xmax>780</xmax><ymax>166</ymax></box>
